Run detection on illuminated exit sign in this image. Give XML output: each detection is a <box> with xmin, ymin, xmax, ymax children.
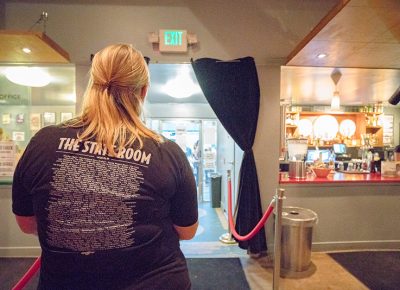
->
<box><xmin>159</xmin><ymin>30</ymin><xmax>187</xmax><ymax>52</ymax></box>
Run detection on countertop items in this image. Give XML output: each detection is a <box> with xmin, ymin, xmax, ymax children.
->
<box><xmin>279</xmin><ymin>172</ymin><xmax>400</xmax><ymax>184</ymax></box>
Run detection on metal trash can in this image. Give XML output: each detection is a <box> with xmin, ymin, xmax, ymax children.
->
<box><xmin>210</xmin><ymin>173</ymin><xmax>222</xmax><ymax>208</ymax></box>
<box><xmin>280</xmin><ymin>206</ymin><xmax>318</xmax><ymax>274</ymax></box>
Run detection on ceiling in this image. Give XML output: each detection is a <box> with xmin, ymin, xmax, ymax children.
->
<box><xmin>1</xmin><ymin>0</ymin><xmax>399</xmax><ymax>106</ymax></box>
<box><xmin>283</xmin><ymin>0</ymin><xmax>400</xmax><ymax>106</ymax></box>
<box><xmin>286</xmin><ymin>0</ymin><xmax>400</xmax><ymax>69</ymax></box>
<box><xmin>281</xmin><ymin>66</ymin><xmax>400</xmax><ymax>106</ymax></box>
<box><xmin>0</xmin><ymin>30</ymin><xmax>70</xmax><ymax>63</ymax></box>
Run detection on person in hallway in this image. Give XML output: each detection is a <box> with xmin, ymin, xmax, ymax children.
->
<box><xmin>191</xmin><ymin>140</ymin><xmax>200</xmax><ymax>184</ymax></box>
<box><xmin>12</xmin><ymin>43</ymin><xmax>198</xmax><ymax>290</ymax></box>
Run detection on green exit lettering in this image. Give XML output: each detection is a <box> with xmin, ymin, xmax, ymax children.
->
<box><xmin>164</xmin><ymin>31</ymin><xmax>183</xmax><ymax>46</ymax></box>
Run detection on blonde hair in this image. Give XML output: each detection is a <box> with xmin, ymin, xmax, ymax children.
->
<box><xmin>69</xmin><ymin>43</ymin><xmax>163</xmax><ymax>155</ymax></box>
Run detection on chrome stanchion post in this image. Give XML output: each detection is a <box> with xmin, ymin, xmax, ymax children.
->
<box><xmin>273</xmin><ymin>188</ymin><xmax>285</xmax><ymax>290</ymax></box>
<box><xmin>220</xmin><ymin>169</ymin><xmax>237</xmax><ymax>244</ymax></box>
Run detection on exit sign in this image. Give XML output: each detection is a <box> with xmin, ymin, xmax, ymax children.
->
<box><xmin>159</xmin><ymin>30</ymin><xmax>187</xmax><ymax>52</ymax></box>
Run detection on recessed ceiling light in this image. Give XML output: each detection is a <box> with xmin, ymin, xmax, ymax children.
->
<box><xmin>162</xmin><ymin>66</ymin><xmax>202</xmax><ymax>98</ymax></box>
<box><xmin>22</xmin><ymin>47</ymin><xmax>31</xmax><ymax>54</ymax></box>
<box><xmin>317</xmin><ymin>53</ymin><xmax>327</xmax><ymax>59</ymax></box>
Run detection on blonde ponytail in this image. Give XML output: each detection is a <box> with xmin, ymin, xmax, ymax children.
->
<box><xmin>69</xmin><ymin>44</ymin><xmax>163</xmax><ymax>155</ymax></box>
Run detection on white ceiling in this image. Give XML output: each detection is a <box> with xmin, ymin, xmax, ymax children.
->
<box><xmin>147</xmin><ymin>63</ymin><xmax>207</xmax><ymax>104</ymax></box>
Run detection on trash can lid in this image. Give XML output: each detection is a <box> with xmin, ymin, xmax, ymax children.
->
<box><xmin>210</xmin><ymin>173</ymin><xmax>222</xmax><ymax>177</ymax></box>
<box><xmin>281</xmin><ymin>206</ymin><xmax>318</xmax><ymax>227</ymax></box>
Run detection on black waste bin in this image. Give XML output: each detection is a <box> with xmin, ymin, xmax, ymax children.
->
<box><xmin>210</xmin><ymin>174</ymin><xmax>222</xmax><ymax>208</ymax></box>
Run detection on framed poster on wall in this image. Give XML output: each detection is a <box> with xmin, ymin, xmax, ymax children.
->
<box><xmin>30</xmin><ymin>113</ymin><xmax>41</xmax><ymax>131</ymax></box>
<box><xmin>381</xmin><ymin>114</ymin><xmax>394</xmax><ymax>146</ymax></box>
<box><xmin>43</xmin><ymin>112</ymin><xmax>56</xmax><ymax>127</ymax></box>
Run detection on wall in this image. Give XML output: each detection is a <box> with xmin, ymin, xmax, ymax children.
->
<box><xmin>0</xmin><ymin>185</ymin><xmax>41</xmax><ymax>257</ymax></box>
<box><xmin>0</xmin><ymin>0</ymin><xmax>5</xmax><ymax>29</ymax></box>
<box><xmin>4</xmin><ymin>2</ymin><xmax>233</xmax><ymax>65</ymax></box>
<box><xmin>254</xmin><ymin>65</ymin><xmax>281</xmax><ymax>250</ymax></box>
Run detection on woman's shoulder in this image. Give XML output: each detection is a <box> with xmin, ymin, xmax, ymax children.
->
<box><xmin>31</xmin><ymin>124</ymin><xmax>79</xmax><ymax>144</ymax></box>
<box><xmin>149</xmin><ymin>138</ymin><xmax>185</xmax><ymax>157</ymax></box>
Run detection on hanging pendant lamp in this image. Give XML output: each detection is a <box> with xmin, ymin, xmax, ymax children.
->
<box><xmin>330</xmin><ymin>69</ymin><xmax>342</xmax><ymax>111</ymax></box>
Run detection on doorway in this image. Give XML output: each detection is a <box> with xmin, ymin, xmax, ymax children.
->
<box><xmin>147</xmin><ymin>118</ymin><xmax>218</xmax><ymax>203</ymax></box>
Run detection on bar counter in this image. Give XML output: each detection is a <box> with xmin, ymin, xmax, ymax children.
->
<box><xmin>277</xmin><ymin>170</ymin><xmax>400</xmax><ymax>252</ymax></box>
<box><xmin>280</xmin><ymin>172</ymin><xmax>400</xmax><ymax>184</ymax></box>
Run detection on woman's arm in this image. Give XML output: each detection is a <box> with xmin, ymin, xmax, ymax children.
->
<box><xmin>15</xmin><ymin>215</ymin><xmax>38</xmax><ymax>235</ymax></box>
<box><xmin>174</xmin><ymin>220</ymin><xmax>199</xmax><ymax>240</ymax></box>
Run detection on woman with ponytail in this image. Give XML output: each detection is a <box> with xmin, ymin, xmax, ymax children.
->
<box><xmin>12</xmin><ymin>44</ymin><xmax>198</xmax><ymax>290</ymax></box>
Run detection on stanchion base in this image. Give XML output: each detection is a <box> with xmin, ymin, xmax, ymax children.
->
<box><xmin>219</xmin><ymin>233</ymin><xmax>237</xmax><ymax>244</ymax></box>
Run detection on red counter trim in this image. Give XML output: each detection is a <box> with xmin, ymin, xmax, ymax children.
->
<box><xmin>279</xmin><ymin>172</ymin><xmax>400</xmax><ymax>184</ymax></box>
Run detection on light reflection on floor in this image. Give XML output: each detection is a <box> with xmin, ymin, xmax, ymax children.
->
<box><xmin>181</xmin><ymin>202</ymin><xmax>247</xmax><ymax>258</ymax></box>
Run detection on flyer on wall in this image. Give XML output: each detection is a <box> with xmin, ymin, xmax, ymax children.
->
<box><xmin>0</xmin><ymin>140</ymin><xmax>16</xmax><ymax>177</ymax></box>
<box><xmin>12</xmin><ymin>131</ymin><xmax>25</xmax><ymax>142</ymax></box>
<box><xmin>2</xmin><ymin>113</ymin><xmax>11</xmax><ymax>125</ymax></box>
<box><xmin>30</xmin><ymin>113</ymin><xmax>41</xmax><ymax>131</ymax></box>
<box><xmin>43</xmin><ymin>112</ymin><xmax>56</xmax><ymax>127</ymax></box>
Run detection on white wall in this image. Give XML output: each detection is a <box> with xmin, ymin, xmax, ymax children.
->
<box><xmin>254</xmin><ymin>65</ymin><xmax>281</xmax><ymax>249</ymax></box>
<box><xmin>0</xmin><ymin>0</ymin><xmax>5</xmax><ymax>29</ymax></box>
<box><xmin>0</xmin><ymin>185</ymin><xmax>40</xmax><ymax>257</ymax></box>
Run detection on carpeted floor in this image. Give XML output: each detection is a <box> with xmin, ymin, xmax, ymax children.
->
<box><xmin>0</xmin><ymin>258</ymin><xmax>39</xmax><ymax>290</ymax></box>
<box><xmin>3</xmin><ymin>252</ymin><xmax>400</xmax><ymax>290</ymax></box>
<box><xmin>329</xmin><ymin>251</ymin><xmax>400</xmax><ymax>290</ymax></box>
<box><xmin>187</xmin><ymin>258</ymin><xmax>250</xmax><ymax>290</ymax></box>
<box><xmin>1</xmin><ymin>257</ymin><xmax>249</xmax><ymax>290</ymax></box>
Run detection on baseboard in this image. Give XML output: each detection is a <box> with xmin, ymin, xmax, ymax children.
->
<box><xmin>312</xmin><ymin>240</ymin><xmax>400</xmax><ymax>252</ymax></box>
<box><xmin>0</xmin><ymin>247</ymin><xmax>41</xmax><ymax>257</ymax></box>
<box><xmin>267</xmin><ymin>240</ymin><xmax>400</xmax><ymax>253</ymax></box>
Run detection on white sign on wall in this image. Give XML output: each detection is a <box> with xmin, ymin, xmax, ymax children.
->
<box><xmin>0</xmin><ymin>140</ymin><xmax>16</xmax><ymax>177</ymax></box>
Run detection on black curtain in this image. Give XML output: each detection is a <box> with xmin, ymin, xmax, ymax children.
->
<box><xmin>191</xmin><ymin>57</ymin><xmax>267</xmax><ymax>254</ymax></box>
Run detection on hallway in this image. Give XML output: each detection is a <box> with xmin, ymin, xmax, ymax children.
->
<box><xmin>180</xmin><ymin>202</ymin><xmax>247</xmax><ymax>258</ymax></box>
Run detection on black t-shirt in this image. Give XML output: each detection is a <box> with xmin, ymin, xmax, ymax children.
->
<box><xmin>12</xmin><ymin>124</ymin><xmax>198</xmax><ymax>289</ymax></box>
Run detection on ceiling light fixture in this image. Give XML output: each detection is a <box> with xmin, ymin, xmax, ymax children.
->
<box><xmin>317</xmin><ymin>53</ymin><xmax>327</xmax><ymax>59</ymax></box>
<box><xmin>5</xmin><ymin>66</ymin><xmax>51</xmax><ymax>87</ymax></box>
<box><xmin>330</xmin><ymin>68</ymin><xmax>342</xmax><ymax>111</ymax></box>
<box><xmin>22</xmin><ymin>47</ymin><xmax>31</xmax><ymax>54</ymax></box>
<box><xmin>162</xmin><ymin>66</ymin><xmax>202</xmax><ymax>98</ymax></box>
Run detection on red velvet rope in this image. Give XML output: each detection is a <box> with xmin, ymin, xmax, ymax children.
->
<box><xmin>12</xmin><ymin>256</ymin><xmax>41</xmax><ymax>290</ymax></box>
<box><xmin>227</xmin><ymin>177</ymin><xmax>275</xmax><ymax>241</ymax></box>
